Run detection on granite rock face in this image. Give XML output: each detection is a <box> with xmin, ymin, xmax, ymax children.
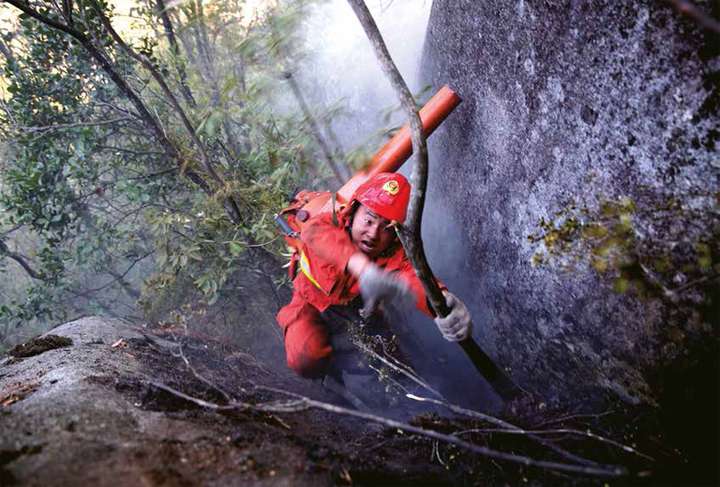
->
<box><xmin>421</xmin><ymin>0</ymin><xmax>718</xmax><ymax>406</ymax></box>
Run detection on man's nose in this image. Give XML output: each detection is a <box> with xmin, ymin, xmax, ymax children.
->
<box><xmin>366</xmin><ymin>223</ymin><xmax>381</xmax><ymax>240</ymax></box>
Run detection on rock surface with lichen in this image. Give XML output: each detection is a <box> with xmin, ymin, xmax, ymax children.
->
<box><xmin>421</xmin><ymin>0</ymin><xmax>719</xmax><ymax>409</ymax></box>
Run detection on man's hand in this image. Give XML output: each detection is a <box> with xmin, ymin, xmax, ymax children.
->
<box><xmin>357</xmin><ymin>263</ymin><xmax>411</xmax><ymax>317</ymax></box>
<box><xmin>434</xmin><ymin>291</ymin><xmax>472</xmax><ymax>342</ymax></box>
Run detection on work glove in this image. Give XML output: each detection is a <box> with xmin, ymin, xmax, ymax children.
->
<box><xmin>358</xmin><ymin>264</ymin><xmax>411</xmax><ymax>318</ymax></box>
<box><xmin>434</xmin><ymin>291</ymin><xmax>472</xmax><ymax>342</ymax></box>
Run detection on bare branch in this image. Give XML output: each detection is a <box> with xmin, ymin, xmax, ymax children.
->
<box><xmin>667</xmin><ymin>0</ymin><xmax>720</xmax><ymax>33</ymax></box>
<box><xmin>534</xmin><ymin>410</ymin><xmax>616</xmax><ymax>428</ymax></box>
<box><xmin>283</xmin><ymin>71</ymin><xmax>349</xmax><ymax>184</ymax></box>
<box><xmin>322</xmin><ymin>312</ymin><xmax>445</xmax><ymax>400</ymax></box>
<box><xmin>173</xmin><ymin>342</ymin><xmax>234</xmax><ymax>402</ymax></box>
<box><xmin>193</xmin><ymin>0</ymin><xmax>215</xmax><ymax>72</ymax></box>
<box><xmin>0</xmin><ymin>224</ymin><xmax>24</xmax><ymax>239</ymax></box>
<box><xmin>161</xmin><ymin>321</ymin><xmax>632</xmax><ymax>478</ymax></box>
<box><xmin>97</xmin><ymin>145</ymin><xmax>166</xmax><ymax>157</ymax></box>
<box><xmin>148</xmin><ymin>379</ymin><xmax>237</xmax><ymax>410</ymax></box>
<box><xmin>58</xmin><ymin>0</ymin><xmax>73</xmax><ymax>25</ymax></box>
<box><xmin>80</xmin><ymin>249</ymin><xmax>154</xmax><ymax>295</ymax></box>
<box><xmin>453</xmin><ymin>427</ymin><xmax>655</xmax><ymax>462</ymax></box>
<box><xmin>15</xmin><ymin>117</ymin><xmax>132</xmax><ymax>134</ymax></box>
<box><xmin>94</xmin><ymin>101</ymin><xmax>141</xmax><ymax>119</ymax></box>
<box><xmin>345</xmin><ymin>0</ymin><xmax>521</xmax><ymax>401</ymax></box>
<box><xmin>154</xmin><ymin>0</ymin><xmax>196</xmax><ymax>107</ymax></box>
<box><xmin>0</xmin><ymin>240</ymin><xmax>46</xmax><ymax>280</ymax></box>
<box><xmin>672</xmin><ymin>272</ymin><xmax>719</xmax><ymax>293</ymax></box>
<box><xmin>407</xmin><ymin>394</ymin><xmax>607</xmax><ymax>468</ymax></box>
<box><xmin>105</xmin><ymin>267</ymin><xmax>141</xmax><ymax>300</ymax></box>
<box><xmin>180</xmin><ymin>0</ymin><xmax>246</xmax><ymax>160</ymax></box>
<box><xmin>170</xmin><ymin>9</ymin><xmax>202</xmax><ymax>78</ymax></box>
<box><xmin>344</xmin><ymin>0</ymin><xmax>445</xmax><ymax>315</ymax></box>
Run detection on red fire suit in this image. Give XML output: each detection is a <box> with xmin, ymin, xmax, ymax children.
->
<box><xmin>276</xmin><ymin>211</ymin><xmax>439</xmax><ymax>378</ymax></box>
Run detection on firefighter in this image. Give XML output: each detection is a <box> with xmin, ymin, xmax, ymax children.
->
<box><xmin>276</xmin><ymin>172</ymin><xmax>472</xmax><ymax>378</ymax></box>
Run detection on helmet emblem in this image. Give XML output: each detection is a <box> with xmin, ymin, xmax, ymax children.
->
<box><xmin>382</xmin><ymin>180</ymin><xmax>400</xmax><ymax>196</ymax></box>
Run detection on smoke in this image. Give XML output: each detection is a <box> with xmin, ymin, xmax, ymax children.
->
<box><xmin>294</xmin><ymin>0</ymin><xmax>433</xmax><ymax>153</ymax></box>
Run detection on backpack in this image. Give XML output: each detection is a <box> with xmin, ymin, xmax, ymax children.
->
<box><xmin>274</xmin><ymin>190</ymin><xmax>338</xmax><ymax>280</ymax></box>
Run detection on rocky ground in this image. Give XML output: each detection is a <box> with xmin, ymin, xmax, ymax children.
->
<box><xmin>0</xmin><ymin>317</ymin><xmax>713</xmax><ymax>486</ymax></box>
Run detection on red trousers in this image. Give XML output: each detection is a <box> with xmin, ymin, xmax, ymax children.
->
<box><xmin>276</xmin><ymin>291</ymin><xmax>332</xmax><ymax>378</ymax></box>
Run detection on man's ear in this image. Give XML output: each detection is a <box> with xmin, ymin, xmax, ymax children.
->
<box><xmin>346</xmin><ymin>201</ymin><xmax>360</xmax><ymax>228</ymax></box>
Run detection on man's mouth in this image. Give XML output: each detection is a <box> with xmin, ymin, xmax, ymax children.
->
<box><xmin>360</xmin><ymin>240</ymin><xmax>376</xmax><ymax>252</ymax></box>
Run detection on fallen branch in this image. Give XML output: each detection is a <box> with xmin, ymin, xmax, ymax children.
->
<box><xmin>173</xmin><ymin>342</ymin><xmax>234</xmax><ymax>402</ymax></box>
<box><xmin>354</xmin><ymin>340</ymin><xmax>444</xmax><ymax>400</ymax></box>
<box><xmin>143</xmin><ymin>328</ymin><xmax>637</xmax><ymax>478</ymax></box>
<box><xmin>406</xmin><ymin>394</ymin><xmax>603</xmax><ymax>468</ymax></box>
<box><xmin>325</xmin><ymin>308</ymin><xmax>445</xmax><ymax>400</ymax></box>
<box><xmin>534</xmin><ymin>409</ymin><xmax>615</xmax><ymax>427</ymax></box>
<box><xmin>146</xmin><ymin>379</ymin><xmax>627</xmax><ymax>478</ymax></box>
<box><xmin>453</xmin><ymin>427</ymin><xmax>654</xmax><ymax>462</ymax></box>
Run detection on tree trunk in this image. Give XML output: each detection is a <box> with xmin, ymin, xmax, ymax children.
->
<box><xmin>154</xmin><ymin>0</ymin><xmax>196</xmax><ymax>108</ymax></box>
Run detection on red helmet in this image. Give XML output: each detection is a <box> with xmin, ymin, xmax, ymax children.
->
<box><xmin>352</xmin><ymin>172</ymin><xmax>411</xmax><ymax>223</ymax></box>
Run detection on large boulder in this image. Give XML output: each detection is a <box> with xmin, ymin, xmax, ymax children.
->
<box><xmin>421</xmin><ymin>0</ymin><xmax>718</xmax><ymax>406</ymax></box>
<box><xmin>0</xmin><ymin>318</ymin><xmax>335</xmax><ymax>485</ymax></box>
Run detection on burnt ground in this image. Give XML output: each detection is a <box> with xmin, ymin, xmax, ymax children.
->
<box><xmin>0</xmin><ymin>317</ymin><xmax>715</xmax><ymax>486</ymax></box>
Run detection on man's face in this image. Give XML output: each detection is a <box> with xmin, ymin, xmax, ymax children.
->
<box><xmin>350</xmin><ymin>204</ymin><xmax>396</xmax><ymax>259</ymax></box>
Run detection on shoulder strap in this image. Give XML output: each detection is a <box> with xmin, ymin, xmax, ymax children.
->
<box><xmin>331</xmin><ymin>192</ymin><xmax>339</xmax><ymax>227</ymax></box>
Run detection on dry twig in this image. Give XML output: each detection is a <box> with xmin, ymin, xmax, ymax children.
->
<box><xmin>345</xmin><ymin>325</ymin><xmax>445</xmax><ymax>400</ymax></box>
<box><xmin>454</xmin><ymin>428</ymin><xmax>654</xmax><ymax>462</ymax></box>
<box><xmin>173</xmin><ymin>342</ymin><xmax>234</xmax><ymax>402</ymax></box>
<box><xmin>406</xmin><ymin>394</ymin><xmax>604</xmax><ymax>468</ymax></box>
<box><xmin>147</xmin><ymin>379</ymin><xmax>627</xmax><ymax>477</ymax></box>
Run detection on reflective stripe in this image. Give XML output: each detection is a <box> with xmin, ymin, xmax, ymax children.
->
<box><xmin>299</xmin><ymin>251</ymin><xmax>326</xmax><ymax>293</ymax></box>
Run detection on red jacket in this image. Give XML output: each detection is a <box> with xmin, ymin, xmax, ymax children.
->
<box><xmin>292</xmin><ymin>211</ymin><xmax>439</xmax><ymax>316</ymax></box>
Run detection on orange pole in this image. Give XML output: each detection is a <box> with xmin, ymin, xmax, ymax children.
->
<box><xmin>369</xmin><ymin>85</ymin><xmax>462</xmax><ymax>175</ymax></box>
<box><xmin>335</xmin><ymin>85</ymin><xmax>461</xmax><ymax>204</ymax></box>
<box><xmin>299</xmin><ymin>86</ymin><xmax>461</xmax><ymax>218</ymax></box>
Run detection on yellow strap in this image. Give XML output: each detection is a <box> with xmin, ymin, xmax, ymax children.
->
<box><xmin>299</xmin><ymin>251</ymin><xmax>326</xmax><ymax>293</ymax></box>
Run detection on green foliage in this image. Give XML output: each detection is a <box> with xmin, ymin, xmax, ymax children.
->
<box><xmin>1</xmin><ymin>6</ymin><xmax>123</xmax><ymax>332</ymax></box>
<box><xmin>0</xmin><ymin>0</ymin><xmax>341</xmax><ymax>346</ymax></box>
